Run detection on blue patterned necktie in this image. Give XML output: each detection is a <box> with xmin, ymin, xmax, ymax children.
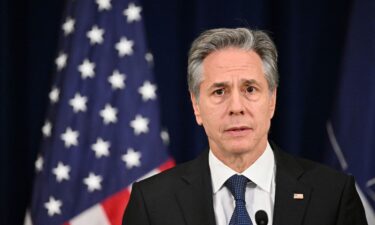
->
<box><xmin>225</xmin><ymin>175</ymin><xmax>253</xmax><ymax>225</ymax></box>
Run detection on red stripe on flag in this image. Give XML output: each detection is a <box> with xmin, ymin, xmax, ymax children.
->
<box><xmin>158</xmin><ymin>158</ymin><xmax>175</xmax><ymax>172</ymax></box>
<box><xmin>101</xmin><ymin>159</ymin><xmax>174</xmax><ymax>225</ymax></box>
<box><xmin>101</xmin><ymin>188</ymin><xmax>131</xmax><ymax>225</ymax></box>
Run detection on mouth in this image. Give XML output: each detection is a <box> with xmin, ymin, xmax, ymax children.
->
<box><xmin>224</xmin><ymin>126</ymin><xmax>252</xmax><ymax>137</ymax></box>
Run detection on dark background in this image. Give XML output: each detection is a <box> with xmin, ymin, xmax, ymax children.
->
<box><xmin>1</xmin><ymin>0</ymin><xmax>353</xmax><ymax>224</ymax></box>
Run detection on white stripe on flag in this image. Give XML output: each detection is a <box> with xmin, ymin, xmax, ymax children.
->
<box><xmin>356</xmin><ymin>184</ymin><xmax>375</xmax><ymax>225</ymax></box>
<box><xmin>23</xmin><ymin>210</ymin><xmax>32</xmax><ymax>225</ymax></box>
<box><xmin>70</xmin><ymin>204</ymin><xmax>111</xmax><ymax>225</ymax></box>
<box><xmin>326</xmin><ymin>121</ymin><xmax>348</xmax><ymax>170</ymax></box>
<box><xmin>69</xmin><ymin>168</ymin><xmax>162</xmax><ymax>224</ymax></box>
<box><xmin>123</xmin><ymin>168</ymin><xmax>161</xmax><ymax>193</ymax></box>
<box><xmin>137</xmin><ymin>168</ymin><xmax>160</xmax><ymax>182</ymax></box>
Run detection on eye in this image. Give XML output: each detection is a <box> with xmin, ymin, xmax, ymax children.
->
<box><xmin>213</xmin><ymin>88</ymin><xmax>225</xmax><ymax>96</ymax></box>
<box><xmin>246</xmin><ymin>86</ymin><xmax>255</xmax><ymax>93</ymax></box>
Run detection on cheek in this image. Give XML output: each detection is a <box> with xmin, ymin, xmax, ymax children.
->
<box><xmin>203</xmin><ymin>101</ymin><xmax>226</xmax><ymax>118</ymax></box>
<box><xmin>202</xmin><ymin>110</ymin><xmax>221</xmax><ymax>128</ymax></box>
<box><xmin>251</xmin><ymin>101</ymin><xmax>273</xmax><ymax>122</ymax></box>
<box><xmin>200</xmin><ymin>106</ymin><xmax>225</xmax><ymax>131</ymax></box>
<box><xmin>260</xmin><ymin>96</ymin><xmax>275</xmax><ymax>116</ymax></box>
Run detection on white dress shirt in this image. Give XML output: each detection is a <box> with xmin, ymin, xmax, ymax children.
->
<box><xmin>209</xmin><ymin>142</ymin><xmax>276</xmax><ymax>225</ymax></box>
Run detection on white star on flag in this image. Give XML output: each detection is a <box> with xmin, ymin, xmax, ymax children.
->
<box><xmin>145</xmin><ymin>52</ymin><xmax>153</xmax><ymax>65</ymax></box>
<box><xmin>42</xmin><ymin>120</ymin><xmax>52</xmax><ymax>137</ymax></box>
<box><xmin>87</xmin><ymin>25</ymin><xmax>105</xmax><ymax>45</ymax></box>
<box><xmin>83</xmin><ymin>172</ymin><xmax>103</xmax><ymax>192</ymax></box>
<box><xmin>78</xmin><ymin>59</ymin><xmax>96</xmax><ymax>79</ymax></box>
<box><xmin>130</xmin><ymin>114</ymin><xmax>149</xmax><ymax>135</ymax></box>
<box><xmin>55</xmin><ymin>52</ymin><xmax>68</xmax><ymax>71</ymax></box>
<box><xmin>60</xmin><ymin>127</ymin><xmax>79</xmax><ymax>148</ymax></box>
<box><xmin>52</xmin><ymin>162</ymin><xmax>71</xmax><ymax>182</ymax></box>
<box><xmin>100</xmin><ymin>104</ymin><xmax>118</xmax><ymax>124</ymax></box>
<box><xmin>44</xmin><ymin>196</ymin><xmax>62</xmax><ymax>217</ymax></box>
<box><xmin>96</xmin><ymin>0</ymin><xmax>111</xmax><ymax>11</ymax></box>
<box><xmin>122</xmin><ymin>148</ymin><xmax>142</xmax><ymax>169</ymax></box>
<box><xmin>108</xmin><ymin>70</ymin><xmax>126</xmax><ymax>90</ymax></box>
<box><xmin>49</xmin><ymin>87</ymin><xmax>60</xmax><ymax>104</ymax></box>
<box><xmin>69</xmin><ymin>93</ymin><xmax>88</xmax><ymax>113</ymax></box>
<box><xmin>35</xmin><ymin>155</ymin><xmax>43</xmax><ymax>172</ymax></box>
<box><xmin>138</xmin><ymin>80</ymin><xmax>157</xmax><ymax>101</ymax></box>
<box><xmin>62</xmin><ymin>17</ymin><xmax>75</xmax><ymax>36</ymax></box>
<box><xmin>123</xmin><ymin>3</ymin><xmax>142</xmax><ymax>23</ymax></box>
<box><xmin>91</xmin><ymin>138</ymin><xmax>110</xmax><ymax>158</ymax></box>
<box><xmin>30</xmin><ymin>0</ymin><xmax>175</xmax><ymax>222</ymax></box>
<box><xmin>115</xmin><ymin>37</ymin><xmax>134</xmax><ymax>57</ymax></box>
<box><xmin>160</xmin><ymin>129</ymin><xmax>170</xmax><ymax>146</ymax></box>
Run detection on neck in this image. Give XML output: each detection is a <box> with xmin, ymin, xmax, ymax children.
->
<box><xmin>211</xmin><ymin>142</ymin><xmax>267</xmax><ymax>173</ymax></box>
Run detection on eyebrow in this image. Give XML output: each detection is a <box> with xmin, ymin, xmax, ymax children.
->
<box><xmin>207</xmin><ymin>82</ymin><xmax>231</xmax><ymax>93</ymax></box>
<box><xmin>209</xmin><ymin>79</ymin><xmax>259</xmax><ymax>90</ymax></box>
<box><xmin>242</xmin><ymin>79</ymin><xmax>258</xmax><ymax>86</ymax></box>
<box><xmin>210</xmin><ymin>82</ymin><xmax>229</xmax><ymax>89</ymax></box>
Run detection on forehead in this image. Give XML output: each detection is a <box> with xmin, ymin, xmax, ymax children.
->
<box><xmin>202</xmin><ymin>48</ymin><xmax>264</xmax><ymax>82</ymax></box>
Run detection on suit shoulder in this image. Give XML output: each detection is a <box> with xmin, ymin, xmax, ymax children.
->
<box><xmin>279</xmin><ymin>150</ymin><xmax>351</xmax><ymax>186</ymax></box>
<box><xmin>135</xmin><ymin>156</ymin><xmax>201</xmax><ymax>191</ymax></box>
<box><xmin>298</xmin><ymin>156</ymin><xmax>347</xmax><ymax>179</ymax></box>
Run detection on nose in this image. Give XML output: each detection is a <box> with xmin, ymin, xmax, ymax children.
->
<box><xmin>228</xmin><ymin>89</ymin><xmax>245</xmax><ymax>115</ymax></box>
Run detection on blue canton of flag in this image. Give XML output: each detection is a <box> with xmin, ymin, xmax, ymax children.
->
<box><xmin>25</xmin><ymin>0</ymin><xmax>174</xmax><ymax>224</ymax></box>
<box><xmin>326</xmin><ymin>0</ymin><xmax>375</xmax><ymax>224</ymax></box>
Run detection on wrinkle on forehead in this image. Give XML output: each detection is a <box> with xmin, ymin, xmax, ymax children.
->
<box><xmin>203</xmin><ymin>49</ymin><xmax>264</xmax><ymax>78</ymax></box>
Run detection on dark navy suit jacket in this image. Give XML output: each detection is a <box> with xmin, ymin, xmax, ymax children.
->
<box><xmin>122</xmin><ymin>143</ymin><xmax>367</xmax><ymax>225</ymax></box>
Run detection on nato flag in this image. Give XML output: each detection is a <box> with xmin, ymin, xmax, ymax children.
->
<box><xmin>326</xmin><ymin>0</ymin><xmax>375</xmax><ymax>224</ymax></box>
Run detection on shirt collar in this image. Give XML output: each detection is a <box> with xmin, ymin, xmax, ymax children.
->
<box><xmin>209</xmin><ymin>142</ymin><xmax>275</xmax><ymax>194</ymax></box>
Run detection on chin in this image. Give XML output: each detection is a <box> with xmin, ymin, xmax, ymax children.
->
<box><xmin>225</xmin><ymin>143</ymin><xmax>254</xmax><ymax>155</ymax></box>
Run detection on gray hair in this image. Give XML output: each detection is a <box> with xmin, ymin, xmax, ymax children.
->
<box><xmin>187</xmin><ymin>27</ymin><xmax>279</xmax><ymax>97</ymax></box>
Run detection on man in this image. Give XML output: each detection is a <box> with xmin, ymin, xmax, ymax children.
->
<box><xmin>122</xmin><ymin>28</ymin><xmax>367</xmax><ymax>225</ymax></box>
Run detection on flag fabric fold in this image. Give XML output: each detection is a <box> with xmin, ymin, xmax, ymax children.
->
<box><xmin>28</xmin><ymin>0</ymin><xmax>174</xmax><ymax>224</ymax></box>
<box><xmin>326</xmin><ymin>0</ymin><xmax>375</xmax><ymax>223</ymax></box>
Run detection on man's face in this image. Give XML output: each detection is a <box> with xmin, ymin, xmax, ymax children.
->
<box><xmin>191</xmin><ymin>48</ymin><xmax>276</xmax><ymax>158</ymax></box>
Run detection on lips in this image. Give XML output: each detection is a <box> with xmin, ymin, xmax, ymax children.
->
<box><xmin>224</xmin><ymin>126</ymin><xmax>252</xmax><ymax>136</ymax></box>
<box><xmin>225</xmin><ymin>126</ymin><xmax>250</xmax><ymax>132</ymax></box>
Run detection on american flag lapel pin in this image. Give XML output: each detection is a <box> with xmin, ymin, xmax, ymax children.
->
<box><xmin>293</xmin><ymin>193</ymin><xmax>304</xmax><ymax>200</ymax></box>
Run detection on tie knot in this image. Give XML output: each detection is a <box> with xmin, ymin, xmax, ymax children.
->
<box><xmin>225</xmin><ymin>175</ymin><xmax>249</xmax><ymax>201</ymax></box>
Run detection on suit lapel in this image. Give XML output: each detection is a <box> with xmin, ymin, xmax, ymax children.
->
<box><xmin>174</xmin><ymin>145</ymin><xmax>313</xmax><ymax>225</ymax></box>
<box><xmin>272</xmin><ymin>145</ymin><xmax>312</xmax><ymax>225</ymax></box>
<box><xmin>175</xmin><ymin>151</ymin><xmax>216</xmax><ymax>225</ymax></box>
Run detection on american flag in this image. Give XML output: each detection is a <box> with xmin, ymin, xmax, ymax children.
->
<box><xmin>25</xmin><ymin>0</ymin><xmax>174</xmax><ymax>224</ymax></box>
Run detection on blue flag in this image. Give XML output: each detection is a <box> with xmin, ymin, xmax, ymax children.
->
<box><xmin>26</xmin><ymin>0</ymin><xmax>174</xmax><ymax>224</ymax></box>
<box><xmin>326</xmin><ymin>0</ymin><xmax>375</xmax><ymax>223</ymax></box>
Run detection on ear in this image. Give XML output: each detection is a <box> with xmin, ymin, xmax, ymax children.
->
<box><xmin>269</xmin><ymin>88</ymin><xmax>277</xmax><ymax>119</ymax></box>
<box><xmin>190</xmin><ymin>93</ymin><xmax>203</xmax><ymax>125</ymax></box>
